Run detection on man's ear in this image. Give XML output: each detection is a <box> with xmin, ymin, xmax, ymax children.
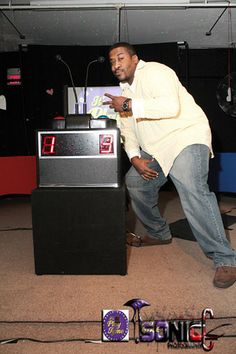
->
<box><xmin>132</xmin><ymin>54</ymin><xmax>139</xmax><ymax>64</ymax></box>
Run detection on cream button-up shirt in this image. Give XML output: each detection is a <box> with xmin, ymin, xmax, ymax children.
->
<box><xmin>120</xmin><ymin>60</ymin><xmax>212</xmax><ymax>176</ymax></box>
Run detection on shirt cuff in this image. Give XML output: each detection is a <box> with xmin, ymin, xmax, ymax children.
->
<box><xmin>126</xmin><ymin>149</ymin><xmax>141</xmax><ymax>161</ymax></box>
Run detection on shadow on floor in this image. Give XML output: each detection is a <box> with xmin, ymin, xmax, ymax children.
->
<box><xmin>170</xmin><ymin>214</ymin><xmax>236</xmax><ymax>242</ymax></box>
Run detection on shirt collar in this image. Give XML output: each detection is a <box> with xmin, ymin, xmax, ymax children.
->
<box><xmin>120</xmin><ymin>60</ymin><xmax>146</xmax><ymax>92</ymax></box>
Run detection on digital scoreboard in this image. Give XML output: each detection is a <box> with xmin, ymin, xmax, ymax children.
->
<box><xmin>37</xmin><ymin>129</ymin><xmax>121</xmax><ymax>187</ymax></box>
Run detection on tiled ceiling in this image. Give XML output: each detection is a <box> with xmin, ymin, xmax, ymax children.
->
<box><xmin>0</xmin><ymin>1</ymin><xmax>235</xmax><ymax>51</ymax></box>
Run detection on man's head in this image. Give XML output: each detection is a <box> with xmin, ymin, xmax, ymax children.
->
<box><xmin>108</xmin><ymin>42</ymin><xmax>139</xmax><ymax>85</ymax></box>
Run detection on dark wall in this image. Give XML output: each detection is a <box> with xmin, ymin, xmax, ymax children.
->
<box><xmin>187</xmin><ymin>49</ymin><xmax>236</xmax><ymax>152</ymax></box>
<box><xmin>0</xmin><ymin>43</ymin><xmax>235</xmax><ymax>156</ymax></box>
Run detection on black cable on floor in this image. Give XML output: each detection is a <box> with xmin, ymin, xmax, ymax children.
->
<box><xmin>0</xmin><ymin>320</ymin><xmax>99</xmax><ymax>324</ymax></box>
<box><xmin>0</xmin><ymin>337</ymin><xmax>100</xmax><ymax>344</ymax></box>
<box><xmin>0</xmin><ymin>227</ymin><xmax>32</xmax><ymax>231</ymax></box>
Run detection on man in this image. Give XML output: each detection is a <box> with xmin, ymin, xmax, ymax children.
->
<box><xmin>103</xmin><ymin>42</ymin><xmax>236</xmax><ymax>289</ymax></box>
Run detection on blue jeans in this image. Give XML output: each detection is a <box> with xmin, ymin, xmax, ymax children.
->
<box><xmin>125</xmin><ymin>145</ymin><xmax>236</xmax><ymax>268</ymax></box>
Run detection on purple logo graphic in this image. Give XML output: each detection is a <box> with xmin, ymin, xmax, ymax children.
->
<box><xmin>102</xmin><ymin>310</ymin><xmax>129</xmax><ymax>342</ymax></box>
<box><xmin>124</xmin><ymin>298</ymin><xmax>150</xmax><ymax>343</ymax></box>
<box><xmin>102</xmin><ymin>299</ymin><xmax>232</xmax><ymax>350</ymax></box>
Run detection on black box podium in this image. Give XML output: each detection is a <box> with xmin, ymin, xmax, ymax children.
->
<box><xmin>32</xmin><ymin>186</ymin><xmax>126</xmax><ymax>275</ymax></box>
<box><xmin>32</xmin><ymin>128</ymin><xmax>127</xmax><ymax>275</ymax></box>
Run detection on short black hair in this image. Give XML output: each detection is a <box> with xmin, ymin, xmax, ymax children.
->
<box><xmin>108</xmin><ymin>42</ymin><xmax>137</xmax><ymax>56</ymax></box>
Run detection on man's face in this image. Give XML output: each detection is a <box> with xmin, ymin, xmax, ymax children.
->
<box><xmin>109</xmin><ymin>46</ymin><xmax>138</xmax><ymax>85</ymax></box>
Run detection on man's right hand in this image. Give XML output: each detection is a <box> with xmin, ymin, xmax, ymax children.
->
<box><xmin>131</xmin><ymin>156</ymin><xmax>158</xmax><ymax>180</ymax></box>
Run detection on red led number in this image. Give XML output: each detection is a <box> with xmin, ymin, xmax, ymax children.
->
<box><xmin>99</xmin><ymin>134</ymin><xmax>114</xmax><ymax>154</ymax></box>
<box><xmin>42</xmin><ymin>136</ymin><xmax>56</xmax><ymax>155</ymax></box>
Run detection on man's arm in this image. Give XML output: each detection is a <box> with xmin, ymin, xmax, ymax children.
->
<box><xmin>132</xmin><ymin>64</ymin><xmax>181</xmax><ymax>120</ymax></box>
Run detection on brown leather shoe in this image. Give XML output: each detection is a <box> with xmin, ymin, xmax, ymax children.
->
<box><xmin>141</xmin><ymin>235</ymin><xmax>172</xmax><ymax>246</ymax></box>
<box><xmin>127</xmin><ymin>232</ymin><xmax>172</xmax><ymax>247</ymax></box>
<box><xmin>213</xmin><ymin>266</ymin><xmax>236</xmax><ymax>288</ymax></box>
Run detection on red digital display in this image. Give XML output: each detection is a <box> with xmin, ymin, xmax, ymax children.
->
<box><xmin>42</xmin><ymin>136</ymin><xmax>56</xmax><ymax>155</ymax></box>
<box><xmin>99</xmin><ymin>134</ymin><xmax>114</xmax><ymax>154</ymax></box>
<box><xmin>39</xmin><ymin>131</ymin><xmax>116</xmax><ymax>157</ymax></box>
